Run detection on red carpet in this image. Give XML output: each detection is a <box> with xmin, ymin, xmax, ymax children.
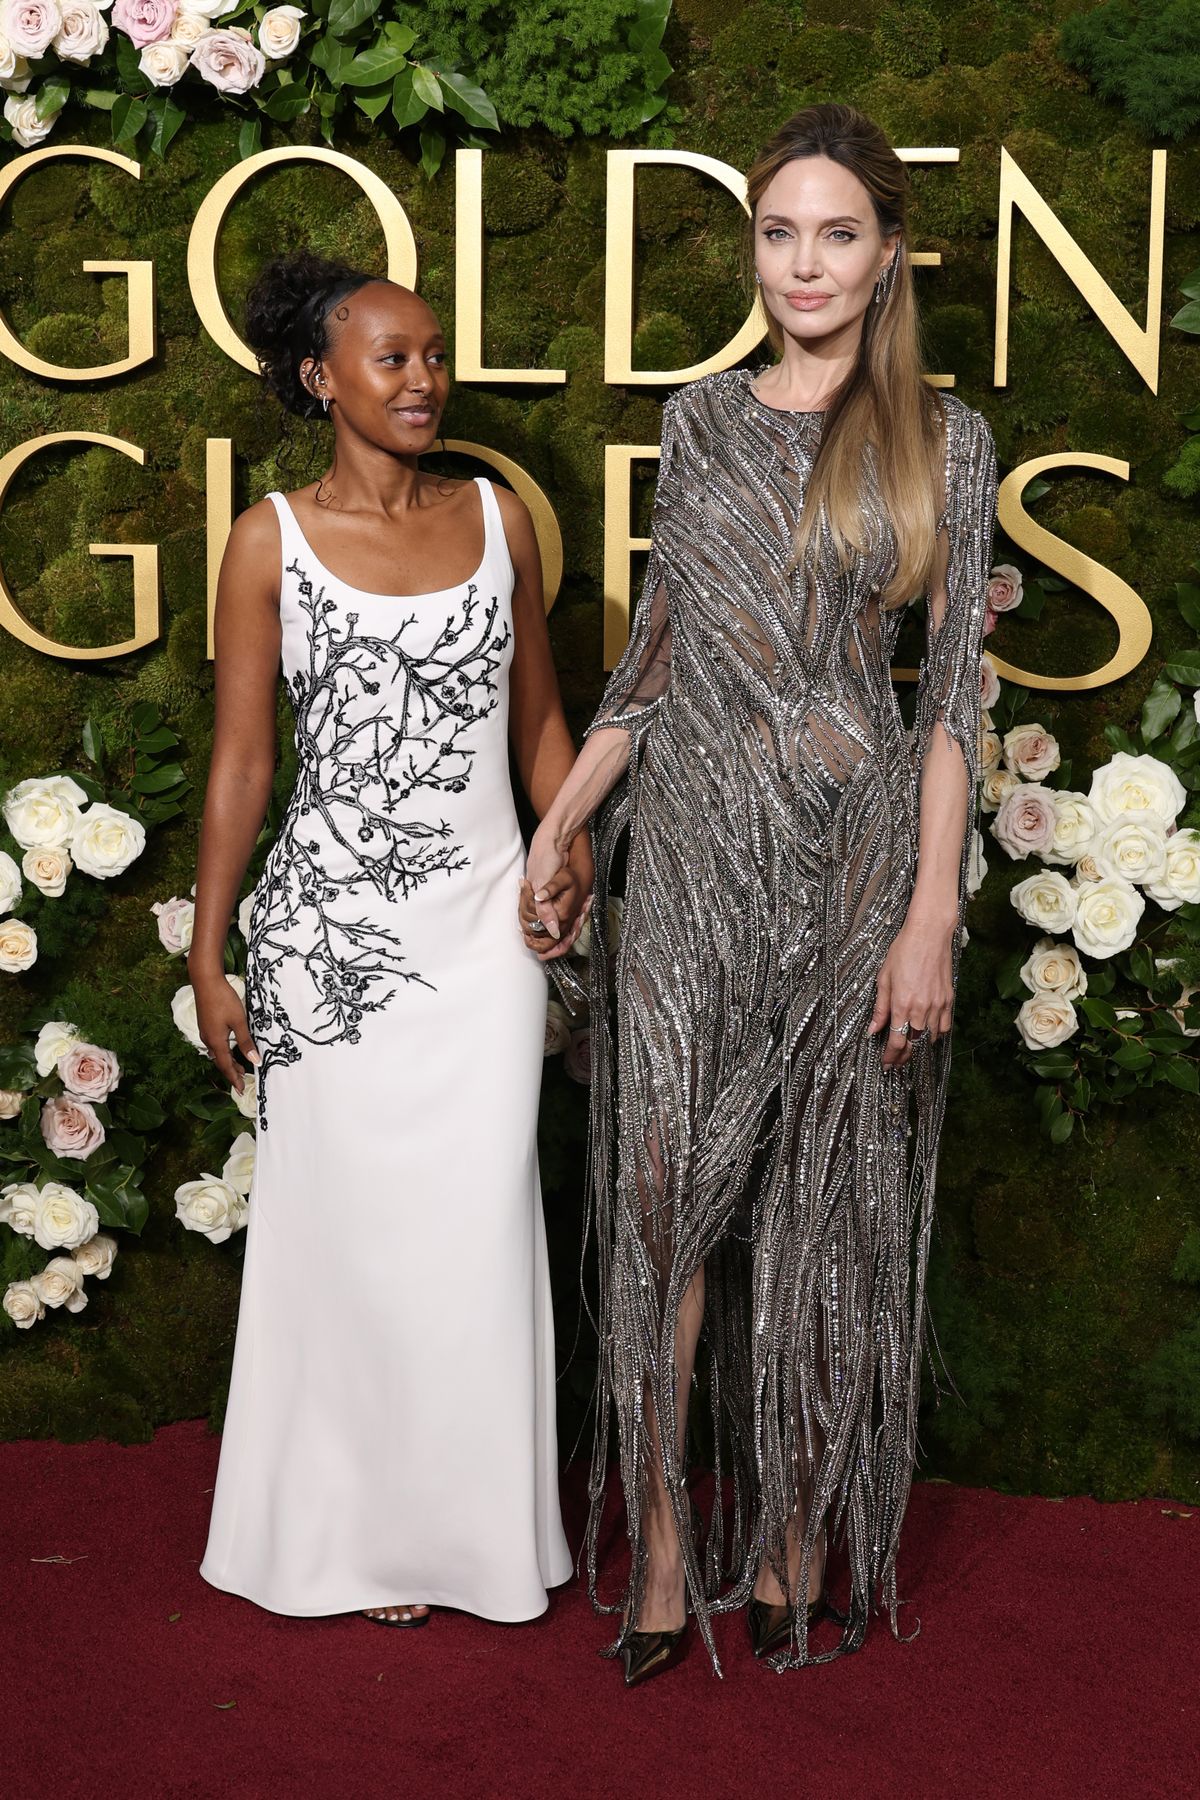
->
<box><xmin>3</xmin><ymin>1421</ymin><xmax>1195</xmax><ymax>1800</ymax></box>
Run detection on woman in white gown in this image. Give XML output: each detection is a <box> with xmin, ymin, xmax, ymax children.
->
<box><xmin>189</xmin><ymin>252</ymin><xmax>586</xmax><ymax>1627</ymax></box>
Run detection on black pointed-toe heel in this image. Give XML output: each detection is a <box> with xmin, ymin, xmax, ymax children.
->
<box><xmin>747</xmin><ymin>1587</ymin><xmax>836</xmax><ymax>1659</ymax></box>
<box><xmin>620</xmin><ymin>1622</ymin><xmax>690</xmax><ymax>1688</ymax></box>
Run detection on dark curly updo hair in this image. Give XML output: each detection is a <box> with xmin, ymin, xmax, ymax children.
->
<box><xmin>244</xmin><ymin>249</ymin><xmax>382</xmax><ymax>421</ymax></box>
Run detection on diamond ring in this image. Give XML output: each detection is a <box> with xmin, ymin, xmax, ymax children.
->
<box><xmin>889</xmin><ymin>1021</ymin><xmax>910</xmax><ymax>1035</ymax></box>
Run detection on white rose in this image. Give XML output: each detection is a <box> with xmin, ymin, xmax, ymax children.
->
<box><xmin>169</xmin><ymin>6</ymin><xmax>206</xmax><ymax>42</ymax></box>
<box><xmin>1194</xmin><ymin>689</ymin><xmax>1200</xmax><ymax>727</ymax></box>
<box><xmin>2</xmin><ymin>775</ymin><xmax>86</xmax><ymax>850</ymax></box>
<box><xmin>258</xmin><ymin>2</ymin><xmax>303</xmax><ymax>57</ymax></box>
<box><xmin>0</xmin><ymin>1088</ymin><xmax>24</xmax><ymax>1119</ymax></box>
<box><xmin>1020</xmin><ymin>936</ymin><xmax>1087</xmax><ymax>1000</ymax></box>
<box><xmin>32</xmin><ymin>1254</ymin><xmax>87</xmax><ymax>1312</ymax></box>
<box><xmin>0</xmin><ymin>1179</ymin><xmax>39</xmax><ymax>1235</ymax></box>
<box><xmin>171</xmin><ymin>973</ymin><xmax>245</xmax><ymax>1053</ymax></box>
<box><xmin>1072</xmin><ymin>851</ymin><xmax>1103</xmax><ymax>885</ymax></box>
<box><xmin>1143</xmin><ymin>828</ymin><xmax>1200</xmax><ymax>912</ymax></box>
<box><xmin>0</xmin><ymin>918</ymin><xmax>37</xmax><ymax>971</ymax></box>
<box><xmin>1042</xmin><ymin>790</ymin><xmax>1098</xmax><ymax>867</ymax></box>
<box><xmin>1092</xmin><ymin>809</ymin><xmax>1167</xmax><ymax>887</ymax></box>
<box><xmin>52</xmin><ymin>0</ymin><xmax>107</xmax><ymax>58</ymax></box>
<box><xmin>151</xmin><ymin>894</ymin><xmax>194</xmax><ymax>954</ymax></box>
<box><xmin>221</xmin><ymin>1130</ymin><xmax>255</xmax><ymax>1197</ymax></box>
<box><xmin>1010</xmin><ymin>870</ymin><xmax>1077</xmax><ymax>935</ymax></box>
<box><xmin>544</xmin><ymin>998</ymin><xmax>571</xmax><ymax>1056</ymax></box>
<box><xmin>185</xmin><ymin>0</ymin><xmax>237</xmax><ymax>15</ymax></box>
<box><xmin>966</xmin><ymin>828</ymin><xmax>987</xmax><ymax>896</ymax></box>
<box><xmin>0</xmin><ymin>51</ymin><xmax>30</xmax><ymax>91</ymax></box>
<box><xmin>70</xmin><ymin>802</ymin><xmax>147</xmax><ymax>878</ymax></box>
<box><xmin>21</xmin><ymin>845</ymin><xmax>70</xmax><ymax>896</ymax></box>
<box><xmin>1015</xmin><ymin>993</ymin><xmax>1078</xmax><ymax>1050</ymax></box>
<box><xmin>978</xmin><ymin>727</ymin><xmax>1001</xmax><ymax>775</ymax></box>
<box><xmin>1001</xmin><ymin>723</ymin><xmax>1061</xmax><ymax>781</ymax></box>
<box><xmin>980</xmin><ymin>767</ymin><xmax>1021</xmax><ymax>815</ymax></box>
<box><xmin>72</xmin><ymin>1232</ymin><xmax>117</xmax><ymax>1278</ymax></box>
<box><xmin>231</xmin><ymin>1070</ymin><xmax>257</xmax><ymax>1119</ymax></box>
<box><xmin>139</xmin><ymin>36</ymin><xmax>187</xmax><ymax>81</ymax></box>
<box><xmin>174</xmin><ymin>1173</ymin><xmax>246</xmax><ymax>1244</ymax></box>
<box><xmin>0</xmin><ymin>848</ymin><xmax>21</xmax><ymax>911</ymax></box>
<box><xmin>980</xmin><ymin>653</ymin><xmax>1001</xmax><ymax>711</ymax></box>
<box><xmin>0</xmin><ymin>30</ymin><xmax>23</xmax><ymax>76</ymax></box>
<box><xmin>32</xmin><ymin>1180</ymin><xmax>99</xmax><ymax>1250</ymax></box>
<box><xmin>3</xmin><ymin>1279</ymin><xmax>43</xmax><ymax>1328</ymax></box>
<box><xmin>1071</xmin><ymin>876</ymin><xmax>1144</xmax><ymax>960</ymax></box>
<box><xmin>237</xmin><ymin>890</ymin><xmax>254</xmax><ymax>940</ymax></box>
<box><xmin>1088</xmin><ymin>751</ymin><xmax>1186</xmax><ymax>828</ymax></box>
<box><xmin>34</xmin><ymin>1018</ymin><xmax>80</xmax><ymax>1077</ymax></box>
<box><xmin>1155</xmin><ymin>958</ymin><xmax>1200</xmax><ymax>1038</ymax></box>
<box><xmin>0</xmin><ymin>0</ymin><xmax>61</xmax><ymax>56</ymax></box>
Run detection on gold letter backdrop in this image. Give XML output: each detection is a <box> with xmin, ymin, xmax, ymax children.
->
<box><xmin>0</xmin><ymin>7</ymin><xmax>1197</xmax><ymax>1506</ymax></box>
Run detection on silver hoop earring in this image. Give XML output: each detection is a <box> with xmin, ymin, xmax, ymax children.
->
<box><xmin>322</xmin><ymin>395</ymin><xmax>330</xmax><ymax>414</ymax></box>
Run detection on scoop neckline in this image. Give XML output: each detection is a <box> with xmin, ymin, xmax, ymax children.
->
<box><xmin>274</xmin><ymin>476</ymin><xmax>489</xmax><ymax>601</ymax></box>
<box><xmin>742</xmin><ymin>367</ymin><xmax>828</xmax><ymax>417</ymax></box>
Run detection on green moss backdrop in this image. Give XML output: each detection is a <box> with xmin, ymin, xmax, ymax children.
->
<box><xmin>1</xmin><ymin>0</ymin><xmax>1199</xmax><ymax>1501</ymax></box>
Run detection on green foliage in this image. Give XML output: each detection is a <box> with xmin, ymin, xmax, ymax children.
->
<box><xmin>1059</xmin><ymin>0</ymin><xmax>1200</xmax><ymax>142</ymax></box>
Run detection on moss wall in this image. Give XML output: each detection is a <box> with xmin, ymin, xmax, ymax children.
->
<box><xmin>1</xmin><ymin>0</ymin><xmax>1198</xmax><ymax>1500</ymax></box>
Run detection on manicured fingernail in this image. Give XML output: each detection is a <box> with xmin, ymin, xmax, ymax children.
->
<box><xmin>249</xmin><ymin>1049</ymin><xmax>261</xmax><ymax>1066</ymax></box>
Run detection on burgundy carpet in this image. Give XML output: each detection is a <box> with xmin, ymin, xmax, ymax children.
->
<box><xmin>4</xmin><ymin>1420</ymin><xmax>1195</xmax><ymax>1799</ymax></box>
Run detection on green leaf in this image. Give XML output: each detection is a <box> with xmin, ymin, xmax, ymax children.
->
<box><xmin>36</xmin><ymin>75</ymin><xmax>71</xmax><ymax>121</ymax></box>
<box><xmin>238</xmin><ymin>117</ymin><xmax>262</xmax><ymax>162</ymax></box>
<box><xmin>1141</xmin><ymin>675</ymin><xmax>1182</xmax><ymax>741</ymax></box>
<box><xmin>353</xmin><ymin>86</ymin><xmax>393</xmax><ymax>120</ymax></box>
<box><xmin>0</xmin><ymin>1043</ymin><xmax>37</xmax><ymax>1088</ymax></box>
<box><xmin>342</xmin><ymin>44</ymin><xmax>413</xmax><ymax>86</ymax></box>
<box><xmin>1030</xmin><ymin>1051</ymin><xmax>1076</xmax><ymax>1079</ymax></box>
<box><xmin>1165</xmin><ymin>1057</ymin><xmax>1200</xmax><ymax>1093</ymax></box>
<box><xmin>1171</xmin><ymin>300</ymin><xmax>1200</xmax><ymax>335</ymax></box>
<box><xmin>135</xmin><ymin>726</ymin><xmax>179</xmax><ymax>755</ymax></box>
<box><xmin>81</xmin><ymin>717</ymin><xmax>104</xmax><ymax>768</ymax></box>
<box><xmin>995</xmin><ymin>949</ymin><xmax>1029</xmax><ymax>1001</ymax></box>
<box><xmin>438</xmin><ymin>70</ymin><xmax>498</xmax><ymax>130</ymax></box>
<box><xmin>308</xmin><ymin>33</ymin><xmax>356</xmax><ymax>83</ymax></box>
<box><xmin>114</xmin><ymin>34</ymin><xmax>144</xmax><ymax>90</ymax></box>
<box><xmin>1049</xmin><ymin>1109</ymin><xmax>1075</xmax><ymax>1143</ymax></box>
<box><xmin>124</xmin><ymin>1094</ymin><xmax>165</xmax><ymax>1131</ymax></box>
<box><xmin>130</xmin><ymin>701</ymin><xmax>161</xmax><ymax>734</ymax></box>
<box><xmin>1068</xmin><ymin>1074</ymin><xmax>1091</xmax><ymax>1110</ymax></box>
<box><xmin>418</xmin><ymin>122</ymin><xmax>446</xmax><ymax>178</ymax></box>
<box><xmin>1180</xmin><ymin>266</ymin><xmax>1200</xmax><ymax>301</ymax></box>
<box><xmin>1019</xmin><ymin>579</ymin><xmax>1046</xmax><ymax>620</ymax></box>
<box><xmin>1087</xmin><ymin>964</ymin><xmax>1116</xmax><ymax>996</ymax></box>
<box><xmin>629</xmin><ymin>0</ymin><xmax>672</xmax><ymax>53</ymax></box>
<box><xmin>1103</xmin><ymin>724</ymin><xmax>1140</xmax><ymax>756</ymax></box>
<box><xmin>381</xmin><ymin>21</ymin><xmax>416</xmax><ymax>52</ymax></box>
<box><xmin>1170</xmin><ymin>705</ymin><xmax>1199</xmax><ymax>755</ymax></box>
<box><xmin>111</xmin><ymin>95</ymin><xmax>148</xmax><ymax>148</ymax></box>
<box><xmin>1079</xmin><ymin>996</ymin><xmax>1119</xmax><ymax>1030</ymax></box>
<box><xmin>1177</xmin><ymin>582</ymin><xmax>1200</xmax><ymax>633</ymax></box>
<box><xmin>1111</xmin><ymin>1041</ymin><xmax>1154</xmax><ymax>1072</ymax></box>
<box><xmin>149</xmin><ymin>92</ymin><xmax>186</xmax><ymax>160</ymax></box>
<box><xmin>1022</xmin><ymin>476</ymin><xmax>1051</xmax><ymax>504</ymax></box>
<box><xmin>391</xmin><ymin>66</ymin><xmax>427</xmax><ymax>128</ymax></box>
<box><xmin>1145</xmin><ymin>1032</ymin><xmax>1189</xmax><ymax>1053</ymax></box>
<box><xmin>130</xmin><ymin>764</ymin><xmax>185</xmax><ymax>794</ymax></box>
<box><xmin>78</xmin><ymin>88</ymin><xmax>119</xmax><ymax>112</ymax></box>
<box><xmin>264</xmin><ymin>82</ymin><xmax>311</xmax><ymax>121</ymax></box>
<box><xmin>327</xmin><ymin>0</ymin><xmax>381</xmax><ymax>37</ymax></box>
<box><xmin>1128</xmin><ymin>942</ymin><xmax>1156</xmax><ymax>987</ymax></box>
<box><xmin>411</xmin><ymin>63</ymin><xmax>443</xmax><ymax>111</ymax></box>
<box><xmin>1165</xmin><ymin>651</ymin><xmax>1200</xmax><ymax>686</ymax></box>
<box><xmin>86</xmin><ymin>1166</ymin><xmax>149</xmax><ymax>1235</ymax></box>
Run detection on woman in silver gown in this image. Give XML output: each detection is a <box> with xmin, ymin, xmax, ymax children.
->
<box><xmin>522</xmin><ymin>103</ymin><xmax>998</xmax><ymax>1682</ymax></box>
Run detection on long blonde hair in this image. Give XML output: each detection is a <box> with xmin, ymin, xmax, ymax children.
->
<box><xmin>744</xmin><ymin>104</ymin><xmax>945</xmax><ymax>610</ymax></box>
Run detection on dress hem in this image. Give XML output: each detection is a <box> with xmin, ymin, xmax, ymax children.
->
<box><xmin>198</xmin><ymin>1559</ymin><xmax>575</xmax><ymax>1624</ymax></box>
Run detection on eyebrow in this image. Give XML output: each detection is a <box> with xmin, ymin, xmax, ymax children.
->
<box><xmin>758</xmin><ymin>213</ymin><xmax>864</xmax><ymax>228</ymax></box>
<box><xmin>368</xmin><ymin>330</ymin><xmax>446</xmax><ymax>346</ymax></box>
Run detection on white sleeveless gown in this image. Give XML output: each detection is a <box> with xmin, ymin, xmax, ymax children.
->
<box><xmin>200</xmin><ymin>476</ymin><xmax>573</xmax><ymax>1619</ymax></box>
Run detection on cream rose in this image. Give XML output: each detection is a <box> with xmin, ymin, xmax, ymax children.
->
<box><xmin>980</xmin><ymin>653</ymin><xmax>1001</xmax><ymax>711</ymax></box>
<box><xmin>980</xmin><ymin>767</ymin><xmax>1021</xmax><ymax>815</ymax></box>
<box><xmin>174</xmin><ymin>1173</ymin><xmax>246</xmax><ymax>1243</ymax></box>
<box><xmin>1010</xmin><ymin>870</ymin><xmax>1077</xmax><ymax>935</ymax></box>
<box><xmin>1041</xmin><ymin>791</ymin><xmax>1098</xmax><ymax>868</ymax></box>
<box><xmin>231</xmin><ymin>1070</ymin><xmax>257</xmax><ymax>1119</ymax></box>
<box><xmin>73</xmin><ymin>1232</ymin><xmax>117</xmax><ymax>1278</ymax></box>
<box><xmin>3</xmin><ymin>1279</ymin><xmax>43</xmax><ymax>1328</ymax></box>
<box><xmin>152</xmin><ymin>894</ymin><xmax>194</xmax><ymax>954</ymax></box>
<box><xmin>0</xmin><ymin>30</ymin><xmax>24</xmax><ymax>76</ymax></box>
<box><xmin>139</xmin><ymin>35</ymin><xmax>187</xmax><ymax>79</ymax></box>
<box><xmin>22</xmin><ymin>845</ymin><xmax>70</xmax><ymax>896</ymax></box>
<box><xmin>0</xmin><ymin>848</ymin><xmax>21</xmax><ymax>912</ymax></box>
<box><xmin>70</xmin><ymin>802</ymin><xmax>146</xmax><ymax>878</ymax></box>
<box><xmin>991</xmin><ymin>783</ymin><xmax>1058</xmax><ymax>860</ymax></box>
<box><xmin>1092</xmin><ymin>809</ymin><xmax>1167</xmax><ymax>888</ymax></box>
<box><xmin>1071</xmin><ymin>876</ymin><xmax>1144</xmax><ymax>960</ymax></box>
<box><xmin>979</xmin><ymin>727</ymin><xmax>1001</xmax><ymax>775</ymax></box>
<box><xmin>1072</xmin><ymin>851</ymin><xmax>1103</xmax><ymax>885</ymax></box>
<box><xmin>544</xmin><ymin>999</ymin><xmax>571</xmax><ymax>1056</ymax></box>
<box><xmin>1156</xmin><ymin>958</ymin><xmax>1200</xmax><ymax>1039</ymax></box>
<box><xmin>32</xmin><ymin>1180</ymin><xmax>98</xmax><ymax>1249</ymax></box>
<box><xmin>222</xmin><ymin>1130</ymin><xmax>255</xmax><ymax>1198</ymax></box>
<box><xmin>987</xmin><ymin>563</ymin><xmax>1024</xmax><ymax>613</ymax></box>
<box><xmin>1144</xmin><ymin>828</ymin><xmax>1200</xmax><ymax>911</ymax></box>
<box><xmin>1020</xmin><ymin>936</ymin><xmax>1087</xmax><ymax>1000</ymax></box>
<box><xmin>0</xmin><ymin>1180</ymin><xmax>39</xmax><ymax>1235</ymax></box>
<box><xmin>189</xmin><ymin>24</ymin><xmax>265</xmax><ymax>91</ymax></box>
<box><xmin>0</xmin><ymin>1089</ymin><xmax>24</xmax><ymax>1119</ymax></box>
<box><xmin>40</xmin><ymin>1094</ymin><xmax>106</xmax><ymax>1161</ymax></box>
<box><xmin>966</xmin><ymin>828</ymin><xmax>987</xmax><ymax>897</ymax></box>
<box><xmin>32</xmin><ymin>1255</ymin><xmax>87</xmax><ymax>1312</ymax></box>
<box><xmin>1002</xmin><ymin>723</ymin><xmax>1061</xmax><ymax>781</ymax></box>
<box><xmin>258</xmin><ymin>2</ymin><xmax>302</xmax><ymax>57</ymax></box>
<box><xmin>0</xmin><ymin>51</ymin><xmax>31</xmax><ymax>93</ymax></box>
<box><xmin>169</xmin><ymin>6</ymin><xmax>205</xmax><ymax>43</ymax></box>
<box><xmin>35</xmin><ymin>1019</ymin><xmax>80</xmax><ymax>1077</ymax></box>
<box><xmin>0</xmin><ymin>0</ymin><xmax>61</xmax><ymax>55</ymax></box>
<box><xmin>184</xmin><ymin>0</ymin><xmax>236</xmax><ymax>15</ymax></box>
<box><xmin>0</xmin><ymin>918</ymin><xmax>37</xmax><ymax>971</ymax></box>
<box><xmin>57</xmin><ymin>1041</ymin><xmax>120</xmax><ymax>1101</ymax></box>
<box><xmin>53</xmin><ymin>0</ymin><xmax>107</xmax><ymax>58</ymax></box>
<box><xmin>564</xmin><ymin>1027</ymin><xmax>592</xmax><ymax>1085</ymax></box>
<box><xmin>172</xmin><ymin>973</ymin><xmax>245</xmax><ymax>1053</ymax></box>
<box><xmin>1088</xmin><ymin>751</ymin><xmax>1186</xmax><ymax>828</ymax></box>
<box><xmin>1015</xmin><ymin>993</ymin><xmax>1078</xmax><ymax>1050</ymax></box>
<box><xmin>237</xmin><ymin>890</ymin><xmax>254</xmax><ymax>940</ymax></box>
<box><xmin>2</xmin><ymin>774</ymin><xmax>86</xmax><ymax>849</ymax></box>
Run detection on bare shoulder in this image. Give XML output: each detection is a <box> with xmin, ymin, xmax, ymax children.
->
<box><xmin>225</xmin><ymin>493</ymin><xmax>282</xmax><ymax>559</ymax></box>
<box><xmin>488</xmin><ymin>477</ymin><xmax>537</xmax><ymax>553</ymax></box>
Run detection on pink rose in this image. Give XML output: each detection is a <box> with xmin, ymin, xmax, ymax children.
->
<box><xmin>564</xmin><ymin>1027</ymin><xmax>592</xmax><ymax>1086</ymax></box>
<box><xmin>40</xmin><ymin>1094</ymin><xmax>106</xmax><ymax>1160</ymax></box>
<box><xmin>188</xmin><ymin>24</ymin><xmax>265</xmax><ymax>91</ymax></box>
<box><xmin>112</xmin><ymin>0</ymin><xmax>174</xmax><ymax>44</ymax></box>
<box><xmin>151</xmin><ymin>893</ymin><xmax>193</xmax><ymax>955</ymax></box>
<box><xmin>980</xmin><ymin>653</ymin><xmax>1001</xmax><ymax>711</ymax></box>
<box><xmin>991</xmin><ymin>783</ymin><xmax>1058</xmax><ymax>861</ymax></box>
<box><xmin>1</xmin><ymin>0</ymin><xmax>62</xmax><ymax>56</ymax></box>
<box><xmin>983</xmin><ymin>605</ymin><xmax>998</xmax><ymax>637</ymax></box>
<box><xmin>57</xmin><ymin>1041</ymin><xmax>121</xmax><ymax>1102</ymax></box>
<box><xmin>986</xmin><ymin>563</ymin><xmax>1024</xmax><ymax>613</ymax></box>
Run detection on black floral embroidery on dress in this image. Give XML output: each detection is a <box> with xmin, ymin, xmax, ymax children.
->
<box><xmin>246</xmin><ymin>556</ymin><xmax>510</xmax><ymax>1129</ymax></box>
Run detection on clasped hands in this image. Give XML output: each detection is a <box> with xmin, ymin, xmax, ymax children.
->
<box><xmin>518</xmin><ymin>820</ymin><xmax>593</xmax><ymax>961</ymax></box>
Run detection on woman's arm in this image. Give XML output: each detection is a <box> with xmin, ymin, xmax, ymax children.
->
<box><xmin>185</xmin><ymin>501</ymin><xmax>285</xmax><ymax>1091</ymax></box>
<box><xmin>868</xmin><ymin>404</ymin><xmax>999</xmax><ymax>1067</ymax></box>
<box><xmin>497</xmin><ymin>484</ymin><xmax>594</xmax><ymax>952</ymax></box>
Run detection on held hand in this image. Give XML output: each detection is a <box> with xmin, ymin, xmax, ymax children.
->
<box><xmin>190</xmin><ymin>967</ymin><xmax>260</xmax><ymax>1094</ymax></box>
<box><xmin>866</xmin><ymin>913</ymin><xmax>956</xmax><ymax>1069</ymax></box>
<box><xmin>520</xmin><ymin>821</ymin><xmax>570</xmax><ymax>942</ymax></box>
<box><xmin>518</xmin><ymin>873</ymin><xmax>593</xmax><ymax>961</ymax></box>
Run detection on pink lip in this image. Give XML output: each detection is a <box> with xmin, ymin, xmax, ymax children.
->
<box><xmin>393</xmin><ymin>406</ymin><xmax>434</xmax><ymax>422</ymax></box>
<box><xmin>785</xmin><ymin>293</ymin><xmax>833</xmax><ymax>310</ymax></box>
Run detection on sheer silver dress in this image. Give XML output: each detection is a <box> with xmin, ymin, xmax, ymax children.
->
<box><xmin>582</xmin><ymin>364</ymin><xmax>998</xmax><ymax>1673</ymax></box>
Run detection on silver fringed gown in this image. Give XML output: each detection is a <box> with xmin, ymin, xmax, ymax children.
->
<box><xmin>582</xmin><ymin>365</ymin><xmax>998</xmax><ymax>1673</ymax></box>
